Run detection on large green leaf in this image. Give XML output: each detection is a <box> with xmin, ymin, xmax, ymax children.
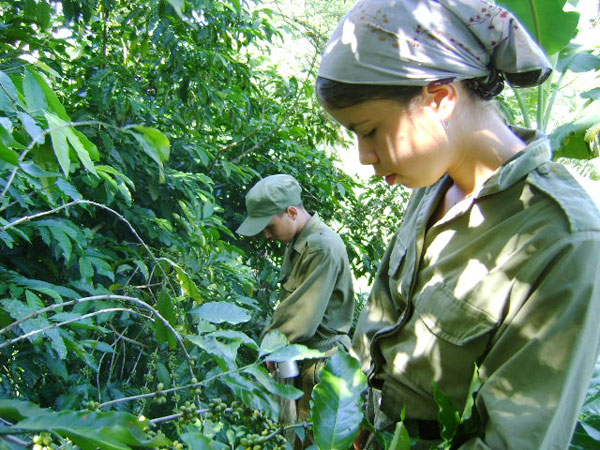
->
<box><xmin>0</xmin><ymin>402</ymin><xmax>170</xmax><ymax>450</ymax></box>
<box><xmin>582</xmin><ymin>88</ymin><xmax>600</xmax><ymax>101</ymax></box>
<box><xmin>311</xmin><ymin>352</ymin><xmax>367</xmax><ymax>450</ymax></box>
<box><xmin>180</xmin><ymin>432</ymin><xmax>229</xmax><ymax>450</ymax></box>
<box><xmin>1</xmin><ymin>298</ymin><xmax>66</xmax><ymax>358</ymax></box>
<box><xmin>243</xmin><ymin>364</ymin><xmax>303</xmax><ymax>400</ymax></box>
<box><xmin>23</xmin><ymin>69</ymin><xmax>48</xmax><ymax>112</ymax></box>
<box><xmin>556</xmin><ymin>48</ymin><xmax>600</xmax><ymax>73</ymax></box>
<box><xmin>165</xmin><ymin>0</ymin><xmax>185</xmax><ymax>18</ymax></box>
<box><xmin>433</xmin><ymin>383</ymin><xmax>461</xmax><ymax>441</ymax></box>
<box><xmin>44</xmin><ymin>111</ymin><xmax>70</xmax><ymax>175</ymax></box>
<box><xmin>48</xmin><ymin>226</ymin><xmax>72</xmax><ymax>262</ymax></box>
<box><xmin>388</xmin><ymin>421</ymin><xmax>411</xmax><ymax>450</ymax></box>
<box><xmin>206</xmin><ymin>330</ymin><xmax>258</xmax><ymax>350</ymax></box>
<box><xmin>129</xmin><ymin>125</ymin><xmax>170</xmax><ymax>169</ymax></box>
<box><xmin>3</xmin><ymin>272</ymin><xmax>79</xmax><ymax>301</ymax></box>
<box><xmin>27</xmin><ymin>69</ymin><xmax>69</xmax><ymax>120</ymax></box>
<box><xmin>0</xmin><ymin>119</ymin><xmax>25</xmax><ymax>150</ymax></box>
<box><xmin>551</xmin><ymin>114</ymin><xmax>600</xmax><ymax>159</ymax></box>
<box><xmin>18</xmin><ymin>112</ymin><xmax>43</xmax><ymax>142</ymax></box>
<box><xmin>265</xmin><ymin>344</ymin><xmax>325</xmax><ymax>362</ymax></box>
<box><xmin>189</xmin><ymin>301</ymin><xmax>250</xmax><ymax>324</ymax></box>
<box><xmin>221</xmin><ymin>374</ymin><xmax>280</xmax><ymax>420</ymax></box>
<box><xmin>0</xmin><ymin>139</ymin><xmax>19</xmax><ymax>165</ymax></box>
<box><xmin>497</xmin><ymin>0</ymin><xmax>579</xmax><ymax>55</ymax></box>
<box><xmin>0</xmin><ymin>399</ymin><xmax>47</xmax><ymax>421</ymax></box>
<box><xmin>173</xmin><ymin>265</ymin><xmax>203</xmax><ymax>303</ymax></box>
<box><xmin>259</xmin><ymin>330</ymin><xmax>289</xmax><ymax>356</ymax></box>
<box><xmin>64</xmin><ymin>126</ymin><xmax>97</xmax><ymax>175</ymax></box>
<box><xmin>154</xmin><ymin>290</ymin><xmax>177</xmax><ymax>350</ymax></box>
<box><xmin>0</xmin><ymin>71</ymin><xmax>19</xmax><ymax>107</ymax></box>
<box><xmin>186</xmin><ymin>334</ymin><xmax>241</xmax><ymax>369</ymax></box>
<box><xmin>44</xmin><ymin>112</ymin><xmax>97</xmax><ymax>176</ymax></box>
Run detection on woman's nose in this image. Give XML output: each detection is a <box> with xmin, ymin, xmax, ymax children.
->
<box><xmin>357</xmin><ymin>140</ymin><xmax>378</xmax><ymax>165</ymax></box>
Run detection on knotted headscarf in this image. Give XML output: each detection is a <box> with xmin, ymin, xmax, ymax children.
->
<box><xmin>318</xmin><ymin>0</ymin><xmax>552</xmax><ymax>92</ymax></box>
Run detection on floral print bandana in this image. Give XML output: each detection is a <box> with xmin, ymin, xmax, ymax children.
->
<box><xmin>318</xmin><ymin>0</ymin><xmax>552</xmax><ymax>87</ymax></box>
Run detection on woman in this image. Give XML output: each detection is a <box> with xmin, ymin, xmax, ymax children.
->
<box><xmin>316</xmin><ymin>0</ymin><xmax>600</xmax><ymax>448</ymax></box>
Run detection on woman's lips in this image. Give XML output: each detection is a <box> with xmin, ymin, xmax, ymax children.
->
<box><xmin>384</xmin><ymin>174</ymin><xmax>397</xmax><ymax>185</ymax></box>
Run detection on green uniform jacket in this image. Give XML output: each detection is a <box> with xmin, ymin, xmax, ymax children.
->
<box><xmin>265</xmin><ymin>214</ymin><xmax>355</xmax><ymax>351</ymax></box>
<box><xmin>353</xmin><ymin>131</ymin><xmax>600</xmax><ymax>449</ymax></box>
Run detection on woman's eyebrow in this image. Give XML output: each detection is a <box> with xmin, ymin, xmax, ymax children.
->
<box><xmin>349</xmin><ymin>120</ymin><xmax>369</xmax><ymax>132</ymax></box>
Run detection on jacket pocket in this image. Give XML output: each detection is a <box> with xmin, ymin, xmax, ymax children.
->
<box><xmin>282</xmin><ymin>277</ymin><xmax>299</xmax><ymax>296</ymax></box>
<box><xmin>415</xmin><ymin>283</ymin><xmax>498</xmax><ymax>346</ymax></box>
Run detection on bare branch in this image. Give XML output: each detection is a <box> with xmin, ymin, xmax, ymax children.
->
<box><xmin>110</xmin><ymin>325</ymin><xmax>150</xmax><ymax>349</ymax></box>
<box><xmin>0</xmin><ymin>294</ymin><xmax>190</xmax><ymax>371</ymax></box>
<box><xmin>0</xmin><ymin>308</ymin><xmax>142</xmax><ymax>349</ymax></box>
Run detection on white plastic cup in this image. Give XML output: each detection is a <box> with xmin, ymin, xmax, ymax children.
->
<box><xmin>275</xmin><ymin>360</ymin><xmax>299</xmax><ymax>378</ymax></box>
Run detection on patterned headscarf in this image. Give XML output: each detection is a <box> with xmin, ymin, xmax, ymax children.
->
<box><xmin>318</xmin><ymin>0</ymin><xmax>552</xmax><ymax>91</ymax></box>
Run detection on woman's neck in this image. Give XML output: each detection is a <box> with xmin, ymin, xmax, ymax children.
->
<box><xmin>446</xmin><ymin>109</ymin><xmax>525</xmax><ymax>197</ymax></box>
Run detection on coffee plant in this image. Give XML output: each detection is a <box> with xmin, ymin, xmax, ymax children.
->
<box><xmin>0</xmin><ymin>0</ymin><xmax>598</xmax><ymax>449</ymax></box>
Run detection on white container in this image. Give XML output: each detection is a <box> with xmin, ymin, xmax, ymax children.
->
<box><xmin>275</xmin><ymin>360</ymin><xmax>299</xmax><ymax>378</ymax></box>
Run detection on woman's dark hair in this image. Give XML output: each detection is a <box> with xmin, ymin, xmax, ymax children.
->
<box><xmin>316</xmin><ymin>77</ymin><xmax>422</xmax><ymax>110</ymax></box>
<box><xmin>317</xmin><ymin>68</ymin><xmax>551</xmax><ymax>107</ymax></box>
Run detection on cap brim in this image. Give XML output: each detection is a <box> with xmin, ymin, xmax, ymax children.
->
<box><xmin>236</xmin><ymin>215</ymin><xmax>274</xmax><ymax>236</ymax></box>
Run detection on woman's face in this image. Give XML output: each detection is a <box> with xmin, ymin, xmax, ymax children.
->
<box><xmin>325</xmin><ymin>98</ymin><xmax>452</xmax><ymax>188</ymax></box>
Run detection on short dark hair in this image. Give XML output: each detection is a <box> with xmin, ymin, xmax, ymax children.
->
<box><xmin>277</xmin><ymin>203</ymin><xmax>305</xmax><ymax>216</ymax></box>
<box><xmin>316</xmin><ymin>77</ymin><xmax>422</xmax><ymax>110</ymax></box>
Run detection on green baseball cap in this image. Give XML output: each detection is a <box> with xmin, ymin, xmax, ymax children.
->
<box><xmin>236</xmin><ymin>174</ymin><xmax>302</xmax><ymax>236</ymax></box>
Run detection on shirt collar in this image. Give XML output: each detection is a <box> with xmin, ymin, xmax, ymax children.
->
<box><xmin>292</xmin><ymin>213</ymin><xmax>321</xmax><ymax>253</ymax></box>
<box><xmin>421</xmin><ymin>128</ymin><xmax>550</xmax><ymax>223</ymax></box>
<box><xmin>478</xmin><ymin>128</ymin><xmax>550</xmax><ymax>197</ymax></box>
<box><xmin>430</xmin><ymin>128</ymin><xmax>550</xmax><ymax>201</ymax></box>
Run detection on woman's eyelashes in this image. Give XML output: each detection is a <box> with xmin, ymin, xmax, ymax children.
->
<box><xmin>362</xmin><ymin>129</ymin><xmax>376</xmax><ymax>139</ymax></box>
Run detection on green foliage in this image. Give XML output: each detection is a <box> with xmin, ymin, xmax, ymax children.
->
<box><xmin>0</xmin><ymin>0</ymin><xmax>368</xmax><ymax>446</ymax></box>
<box><xmin>498</xmin><ymin>0</ymin><xmax>579</xmax><ymax>55</ymax></box>
<box><xmin>571</xmin><ymin>361</ymin><xmax>600</xmax><ymax>449</ymax></box>
<box><xmin>0</xmin><ymin>400</ymin><xmax>171</xmax><ymax>449</ymax></box>
<box><xmin>311</xmin><ymin>351</ymin><xmax>367</xmax><ymax>450</ymax></box>
<box><xmin>387</xmin><ymin>420</ymin><xmax>411</xmax><ymax>450</ymax></box>
<box><xmin>0</xmin><ymin>0</ymin><xmax>598</xmax><ymax>448</ymax></box>
<box><xmin>496</xmin><ymin>0</ymin><xmax>600</xmax><ymax>160</ymax></box>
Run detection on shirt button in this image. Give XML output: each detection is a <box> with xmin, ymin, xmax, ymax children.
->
<box><xmin>538</xmin><ymin>162</ymin><xmax>551</xmax><ymax>175</ymax></box>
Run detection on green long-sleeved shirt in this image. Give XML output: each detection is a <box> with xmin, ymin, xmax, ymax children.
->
<box><xmin>353</xmin><ymin>130</ymin><xmax>600</xmax><ymax>449</ymax></box>
<box><xmin>264</xmin><ymin>214</ymin><xmax>355</xmax><ymax>351</ymax></box>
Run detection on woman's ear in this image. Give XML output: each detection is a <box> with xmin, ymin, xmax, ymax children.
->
<box><xmin>423</xmin><ymin>82</ymin><xmax>458</xmax><ymax>121</ymax></box>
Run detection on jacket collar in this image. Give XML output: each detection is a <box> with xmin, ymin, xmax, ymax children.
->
<box><xmin>427</xmin><ymin>128</ymin><xmax>550</xmax><ymax>205</ymax></box>
<box><xmin>292</xmin><ymin>213</ymin><xmax>321</xmax><ymax>253</ymax></box>
<box><xmin>280</xmin><ymin>213</ymin><xmax>321</xmax><ymax>279</ymax></box>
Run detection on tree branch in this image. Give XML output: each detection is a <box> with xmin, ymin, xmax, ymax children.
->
<box><xmin>0</xmin><ymin>294</ymin><xmax>189</xmax><ymax>369</ymax></box>
<box><xmin>0</xmin><ymin>199</ymin><xmax>177</xmax><ymax>295</ymax></box>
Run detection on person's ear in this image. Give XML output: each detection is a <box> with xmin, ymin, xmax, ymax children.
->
<box><xmin>286</xmin><ymin>206</ymin><xmax>297</xmax><ymax>219</ymax></box>
<box><xmin>423</xmin><ymin>82</ymin><xmax>458</xmax><ymax>121</ymax></box>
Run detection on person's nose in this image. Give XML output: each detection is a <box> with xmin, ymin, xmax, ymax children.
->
<box><xmin>357</xmin><ymin>139</ymin><xmax>378</xmax><ymax>166</ymax></box>
<box><xmin>263</xmin><ymin>229</ymin><xmax>272</xmax><ymax>239</ymax></box>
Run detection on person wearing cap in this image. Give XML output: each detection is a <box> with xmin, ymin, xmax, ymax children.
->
<box><xmin>236</xmin><ymin>174</ymin><xmax>355</xmax><ymax>437</ymax></box>
<box><xmin>315</xmin><ymin>0</ymin><xmax>600</xmax><ymax>448</ymax></box>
